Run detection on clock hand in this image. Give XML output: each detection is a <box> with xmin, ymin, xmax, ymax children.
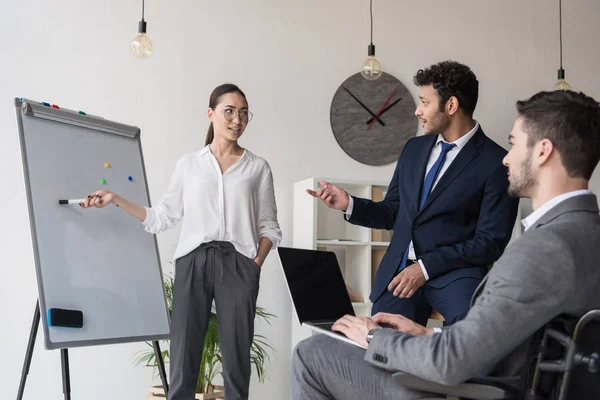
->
<box><xmin>368</xmin><ymin>87</ymin><xmax>398</xmax><ymax>131</ymax></box>
<box><xmin>365</xmin><ymin>97</ymin><xmax>402</xmax><ymax>125</ymax></box>
<box><xmin>342</xmin><ymin>86</ymin><xmax>385</xmax><ymax>126</ymax></box>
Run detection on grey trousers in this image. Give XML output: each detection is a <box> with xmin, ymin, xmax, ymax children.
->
<box><xmin>291</xmin><ymin>335</ymin><xmax>433</xmax><ymax>400</ymax></box>
<box><xmin>168</xmin><ymin>241</ymin><xmax>261</xmax><ymax>400</ymax></box>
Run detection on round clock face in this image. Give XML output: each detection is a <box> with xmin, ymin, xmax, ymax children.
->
<box><xmin>330</xmin><ymin>72</ymin><xmax>418</xmax><ymax>166</ymax></box>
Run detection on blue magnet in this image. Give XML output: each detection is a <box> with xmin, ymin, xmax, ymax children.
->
<box><xmin>42</xmin><ymin>102</ymin><xmax>50</xmax><ymax>107</ymax></box>
<box><xmin>128</xmin><ymin>176</ymin><xmax>133</xmax><ymax>181</ymax></box>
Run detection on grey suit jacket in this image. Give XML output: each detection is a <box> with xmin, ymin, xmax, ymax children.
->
<box><xmin>365</xmin><ymin>194</ymin><xmax>600</xmax><ymax>386</ymax></box>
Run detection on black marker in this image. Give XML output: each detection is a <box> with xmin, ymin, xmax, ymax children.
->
<box><xmin>58</xmin><ymin>199</ymin><xmax>85</xmax><ymax>205</ymax></box>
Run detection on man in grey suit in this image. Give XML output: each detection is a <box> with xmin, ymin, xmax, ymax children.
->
<box><xmin>291</xmin><ymin>90</ymin><xmax>600</xmax><ymax>400</ymax></box>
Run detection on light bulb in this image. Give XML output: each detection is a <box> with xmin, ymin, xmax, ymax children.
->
<box><xmin>553</xmin><ymin>68</ymin><xmax>571</xmax><ymax>91</ymax></box>
<box><xmin>361</xmin><ymin>44</ymin><xmax>382</xmax><ymax>81</ymax></box>
<box><xmin>131</xmin><ymin>21</ymin><xmax>152</xmax><ymax>59</ymax></box>
<box><xmin>553</xmin><ymin>70</ymin><xmax>571</xmax><ymax>91</ymax></box>
<box><xmin>553</xmin><ymin>79</ymin><xmax>572</xmax><ymax>91</ymax></box>
<box><xmin>361</xmin><ymin>56</ymin><xmax>382</xmax><ymax>81</ymax></box>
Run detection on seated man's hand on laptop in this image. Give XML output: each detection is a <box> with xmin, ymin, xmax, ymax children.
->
<box><xmin>332</xmin><ymin>315</ymin><xmax>379</xmax><ymax>348</ymax></box>
<box><xmin>372</xmin><ymin>312</ymin><xmax>435</xmax><ymax>337</ymax></box>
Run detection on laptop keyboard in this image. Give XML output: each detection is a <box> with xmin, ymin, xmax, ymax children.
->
<box><xmin>311</xmin><ymin>322</ymin><xmax>335</xmax><ymax>331</ymax></box>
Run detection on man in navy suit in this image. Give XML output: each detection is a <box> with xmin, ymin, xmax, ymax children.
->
<box><xmin>308</xmin><ymin>61</ymin><xmax>519</xmax><ymax>325</ymax></box>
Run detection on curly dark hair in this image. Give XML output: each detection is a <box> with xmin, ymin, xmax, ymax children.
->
<box><xmin>517</xmin><ymin>90</ymin><xmax>600</xmax><ymax>180</ymax></box>
<box><xmin>413</xmin><ymin>61</ymin><xmax>479</xmax><ymax>117</ymax></box>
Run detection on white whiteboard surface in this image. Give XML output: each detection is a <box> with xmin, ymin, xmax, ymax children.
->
<box><xmin>16</xmin><ymin>99</ymin><xmax>170</xmax><ymax>350</ymax></box>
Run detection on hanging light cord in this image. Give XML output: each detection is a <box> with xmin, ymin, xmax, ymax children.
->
<box><xmin>370</xmin><ymin>0</ymin><xmax>373</xmax><ymax>45</ymax></box>
<box><xmin>141</xmin><ymin>0</ymin><xmax>146</xmax><ymax>22</ymax></box>
<box><xmin>559</xmin><ymin>0</ymin><xmax>563</xmax><ymax>69</ymax></box>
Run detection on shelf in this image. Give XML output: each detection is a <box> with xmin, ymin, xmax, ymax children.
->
<box><xmin>317</xmin><ymin>240</ymin><xmax>369</xmax><ymax>247</ymax></box>
<box><xmin>371</xmin><ymin>241</ymin><xmax>391</xmax><ymax>248</ymax></box>
<box><xmin>308</xmin><ymin>177</ymin><xmax>389</xmax><ymax>187</ymax></box>
<box><xmin>317</xmin><ymin>240</ymin><xmax>390</xmax><ymax>247</ymax></box>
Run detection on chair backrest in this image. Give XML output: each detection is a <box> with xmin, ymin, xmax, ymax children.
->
<box><xmin>525</xmin><ymin>309</ymin><xmax>600</xmax><ymax>400</ymax></box>
<box><xmin>558</xmin><ymin>309</ymin><xmax>600</xmax><ymax>400</ymax></box>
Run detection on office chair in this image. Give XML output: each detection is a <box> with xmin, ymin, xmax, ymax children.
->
<box><xmin>392</xmin><ymin>309</ymin><xmax>600</xmax><ymax>400</ymax></box>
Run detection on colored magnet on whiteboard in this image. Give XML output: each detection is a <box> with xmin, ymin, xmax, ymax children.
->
<box><xmin>78</xmin><ymin>111</ymin><xmax>86</xmax><ymax>115</ymax></box>
<box><xmin>42</xmin><ymin>102</ymin><xmax>50</xmax><ymax>107</ymax></box>
<box><xmin>104</xmin><ymin>162</ymin><xmax>110</xmax><ymax>168</ymax></box>
<box><xmin>128</xmin><ymin>176</ymin><xmax>133</xmax><ymax>181</ymax></box>
<box><xmin>100</xmin><ymin>178</ymin><xmax>106</xmax><ymax>184</ymax></box>
<box><xmin>51</xmin><ymin>104</ymin><xmax>60</xmax><ymax>109</ymax></box>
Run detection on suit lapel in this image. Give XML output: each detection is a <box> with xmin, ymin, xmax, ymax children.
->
<box><xmin>419</xmin><ymin>128</ymin><xmax>485</xmax><ymax>214</ymax></box>
<box><xmin>412</xmin><ymin>135</ymin><xmax>438</xmax><ymax>215</ymax></box>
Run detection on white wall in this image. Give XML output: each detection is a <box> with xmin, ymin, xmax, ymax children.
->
<box><xmin>1</xmin><ymin>1</ymin><xmax>599</xmax><ymax>399</ymax></box>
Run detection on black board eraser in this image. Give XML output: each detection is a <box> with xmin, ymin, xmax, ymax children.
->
<box><xmin>48</xmin><ymin>308</ymin><xmax>83</xmax><ymax>328</ymax></box>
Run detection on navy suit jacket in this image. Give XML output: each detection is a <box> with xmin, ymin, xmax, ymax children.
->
<box><xmin>348</xmin><ymin>127</ymin><xmax>519</xmax><ymax>302</ymax></box>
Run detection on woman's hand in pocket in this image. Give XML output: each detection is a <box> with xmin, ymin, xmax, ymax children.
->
<box><xmin>253</xmin><ymin>257</ymin><xmax>264</xmax><ymax>268</ymax></box>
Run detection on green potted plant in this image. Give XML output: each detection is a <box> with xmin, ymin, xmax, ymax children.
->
<box><xmin>135</xmin><ymin>275</ymin><xmax>276</xmax><ymax>399</ymax></box>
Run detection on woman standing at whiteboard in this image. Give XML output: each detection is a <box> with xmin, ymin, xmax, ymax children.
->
<box><xmin>81</xmin><ymin>83</ymin><xmax>282</xmax><ymax>400</ymax></box>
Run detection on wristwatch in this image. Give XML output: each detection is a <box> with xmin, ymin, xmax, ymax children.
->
<box><xmin>366</xmin><ymin>327</ymin><xmax>381</xmax><ymax>344</ymax></box>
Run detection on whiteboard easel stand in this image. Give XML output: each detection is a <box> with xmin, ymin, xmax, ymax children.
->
<box><xmin>16</xmin><ymin>301</ymin><xmax>169</xmax><ymax>400</ymax></box>
<box><xmin>14</xmin><ymin>98</ymin><xmax>170</xmax><ymax>399</ymax></box>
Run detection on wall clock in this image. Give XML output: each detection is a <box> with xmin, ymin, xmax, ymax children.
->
<box><xmin>330</xmin><ymin>72</ymin><xmax>418</xmax><ymax>166</ymax></box>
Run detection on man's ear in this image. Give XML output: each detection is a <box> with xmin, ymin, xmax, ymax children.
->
<box><xmin>536</xmin><ymin>138</ymin><xmax>555</xmax><ymax>167</ymax></box>
<box><xmin>446</xmin><ymin>96</ymin><xmax>459</xmax><ymax>115</ymax></box>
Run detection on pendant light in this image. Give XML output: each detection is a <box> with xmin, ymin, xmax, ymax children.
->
<box><xmin>553</xmin><ymin>0</ymin><xmax>572</xmax><ymax>90</ymax></box>
<box><xmin>360</xmin><ymin>0</ymin><xmax>382</xmax><ymax>81</ymax></box>
<box><xmin>131</xmin><ymin>0</ymin><xmax>153</xmax><ymax>59</ymax></box>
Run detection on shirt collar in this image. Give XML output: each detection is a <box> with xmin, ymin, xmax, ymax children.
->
<box><xmin>198</xmin><ymin>145</ymin><xmax>254</xmax><ymax>161</ymax></box>
<box><xmin>522</xmin><ymin>189</ymin><xmax>593</xmax><ymax>231</ymax></box>
<box><xmin>199</xmin><ymin>145</ymin><xmax>210</xmax><ymax>156</ymax></box>
<box><xmin>436</xmin><ymin>122</ymin><xmax>480</xmax><ymax>150</ymax></box>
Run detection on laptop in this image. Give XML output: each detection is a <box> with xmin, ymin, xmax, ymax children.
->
<box><xmin>277</xmin><ymin>246</ymin><xmax>366</xmax><ymax>348</ymax></box>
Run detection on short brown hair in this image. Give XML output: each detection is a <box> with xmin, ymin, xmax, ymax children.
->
<box><xmin>516</xmin><ymin>90</ymin><xmax>600</xmax><ymax>180</ymax></box>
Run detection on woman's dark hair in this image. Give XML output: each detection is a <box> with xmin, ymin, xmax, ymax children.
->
<box><xmin>206</xmin><ymin>84</ymin><xmax>247</xmax><ymax>145</ymax></box>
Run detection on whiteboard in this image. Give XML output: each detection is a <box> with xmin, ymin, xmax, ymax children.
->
<box><xmin>15</xmin><ymin>98</ymin><xmax>170</xmax><ymax>350</ymax></box>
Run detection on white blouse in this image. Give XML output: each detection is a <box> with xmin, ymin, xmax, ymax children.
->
<box><xmin>142</xmin><ymin>145</ymin><xmax>282</xmax><ymax>261</ymax></box>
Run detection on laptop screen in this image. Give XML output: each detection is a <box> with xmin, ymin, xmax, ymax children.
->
<box><xmin>278</xmin><ymin>247</ymin><xmax>356</xmax><ymax>323</ymax></box>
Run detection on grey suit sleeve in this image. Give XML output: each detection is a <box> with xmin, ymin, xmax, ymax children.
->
<box><xmin>364</xmin><ymin>231</ymin><xmax>575</xmax><ymax>385</ymax></box>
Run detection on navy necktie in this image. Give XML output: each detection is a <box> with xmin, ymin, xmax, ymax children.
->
<box><xmin>419</xmin><ymin>142</ymin><xmax>456</xmax><ymax>209</ymax></box>
<box><xmin>397</xmin><ymin>141</ymin><xmax>456</xmax><ymax>273</ymax></box>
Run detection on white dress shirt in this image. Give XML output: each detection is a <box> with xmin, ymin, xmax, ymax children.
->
<box><xmin>142</xmin><ymin>145</ymin><xmax>282</xmax><ymax>262</ymax></box>
<box><xmin>346</xmin><ymin>123</ymin><xmax>480</xmax><ymax>280</ymax></box>
<box><xmin>522</xmin><ymin>190</ymin><xmax>593</xmax><ymax>232</ymax></box>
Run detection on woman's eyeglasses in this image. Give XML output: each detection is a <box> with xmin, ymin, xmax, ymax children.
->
<box><xmin>216</xmin><ymin>108</ymin><xmax>253</xmax><ymax>123</ymax></box>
